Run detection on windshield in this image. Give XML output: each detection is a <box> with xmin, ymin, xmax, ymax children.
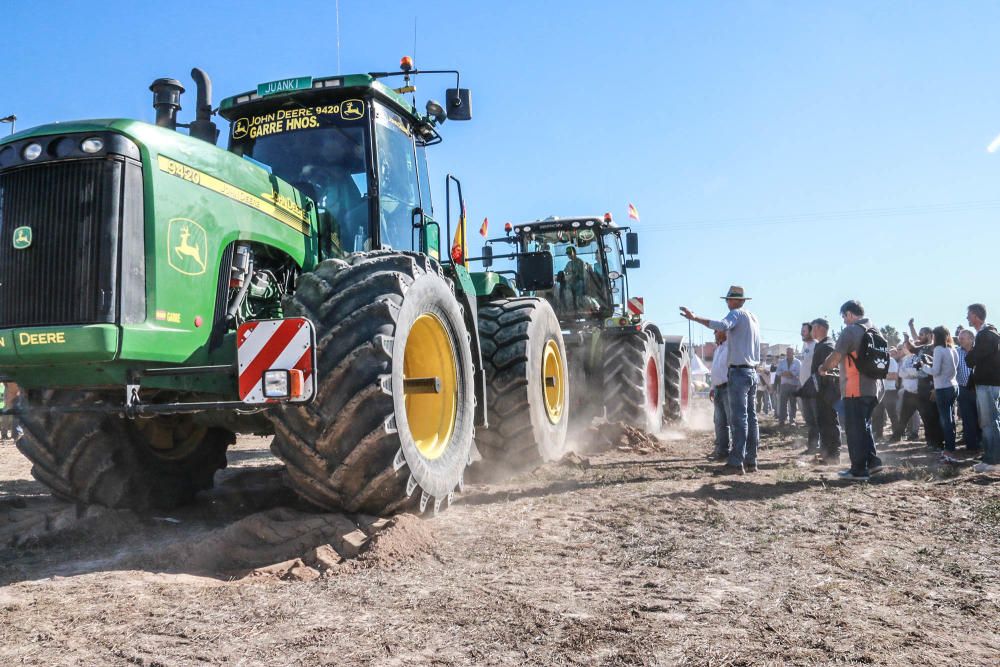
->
<box><xmin>230</xmin><ymin>103</ymin><xmax>371</xmax><ymax>257</ymax></box>
<box><xmin>524</xmin><ymin>227</ymin><xmax>612</xmax><ymax>318</ymax></box>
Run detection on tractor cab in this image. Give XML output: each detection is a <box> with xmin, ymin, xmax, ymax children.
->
<box><xmin>219</xmin><ymin>63</ymin><xmax>471</xmax><ymax>261</ymax></box>
<box><xmin>482</xmin><ymin>216</ymin><xmax>641</xmax><ymax>326</ymax></box>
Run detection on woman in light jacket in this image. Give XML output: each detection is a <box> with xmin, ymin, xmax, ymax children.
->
<box><xmin>929</xmin><ymin>325</ymin><xmax>959</xmax><ymax>458</ymax></box>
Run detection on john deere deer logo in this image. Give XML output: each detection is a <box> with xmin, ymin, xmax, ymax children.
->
<box><xmin>340</xmin><ymin>99</ymin><xmax>364</xmax><ymax>120</ymax></box>
<box><xmin>12</xmin><ymin>226</ymin><xmax>31</xmax><ymax>250</ymax></box>
<box><xmin>167</xmin><ymin>218</ymin><xmax>208</xmax><ymax>276</ymax></box>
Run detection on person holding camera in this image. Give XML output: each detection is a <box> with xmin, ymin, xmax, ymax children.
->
<box><xmin>905</xmin><ymin>323</ymin><xmax>945</xmax><ymax>449</ymax></box>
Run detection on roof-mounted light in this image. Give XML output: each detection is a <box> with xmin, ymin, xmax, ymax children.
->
<box><xmin>604</xmin><ymin>212</ymin><xmax>613</xmax><ymax>223</ymax></box>
<box><xmin>571</xmin><ymin>221</ymin><xmax>580</xmax><ymax>228</ymax></box>
<box><xmin>426</xmin><ymin>99</ymin><xmax>445</xmax><ymax>124</ymax></box>
<box><xmin>504</xmin><ymin>222</ymin><xmax>513</xmax><ymax>233</ymax></box>
<box><xmin>400</xmin><ymin>56</ymin><xmax>414</xmax><ymax>72</ymax></box>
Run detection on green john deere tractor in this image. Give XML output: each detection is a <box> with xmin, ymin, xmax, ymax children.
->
<box><xmin>0</xmin><ymin>60</ymin><xmax>569</xmax><ymax>514</ymax></box>
<box><xmin>470</xmin><ymin>216</ymin><xmax>691</xmax><ymax>434</ymax></box>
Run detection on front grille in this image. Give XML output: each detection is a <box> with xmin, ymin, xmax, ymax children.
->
<box><xmin>0</xmin><ymin>158</ymin><xmax>122</xmax><ymax>327</ymax></box>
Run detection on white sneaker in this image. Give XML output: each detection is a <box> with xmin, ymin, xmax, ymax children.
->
<box><xmin>972</xmin><ymin>462</ymin><xmax>999</xmax><ymax>473</ymax></box>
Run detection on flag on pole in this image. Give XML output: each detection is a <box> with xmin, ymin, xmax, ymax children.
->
<box><xmin>451</xmin><ymin>202</ymin><xmax>467</xmax><ymax>265</ymax></box>
<box><xmin>479</xmin><ymin>217</ymin><xmax>489</xmax><ymax>238</ymax></box>
<box><xmin>627</xmin><ymin>203</ymin><xmax>640</xmax><ymax>221</ymax></box>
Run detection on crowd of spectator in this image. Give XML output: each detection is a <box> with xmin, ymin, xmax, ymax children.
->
<box><xmin>687</xmin><ymin>290</ymin><xmax>1000</xmax><ymax>480</ymax></box>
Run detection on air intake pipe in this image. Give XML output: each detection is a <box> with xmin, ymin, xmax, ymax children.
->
<box><xmin>149</xmin><ymin>78</ymin><xmax>185</xmax><ymax>130</ymax></box>
<box><xmin>189</xmin><ymin>68</ymin><xmax>219</xmax><ymax>144</ymax></box>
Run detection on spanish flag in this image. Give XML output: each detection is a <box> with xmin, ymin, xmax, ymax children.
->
<box><xmin>479</xmin><ymin>217</ymin><xmax>489</xmax><ymax>238</ymax></box>
<box><xmin>451</xmin><ymin>202</ymin><xmax>467</xmax><ymax>265</ymax></box>
<box><xmin>627</xmin><ymin>203</ymin><xmax>640</xmax><ymax>221</ymax></box>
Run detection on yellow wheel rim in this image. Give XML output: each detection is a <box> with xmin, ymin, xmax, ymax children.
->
<box><xmin>403</xmin><ymin>313</ymin><xmax>458</xmax><ymax>460</ymax></box>
<box><xmin>542</xmin><ymin>339</ymin><xmax>565</xmax><ymax>424</ymax></box>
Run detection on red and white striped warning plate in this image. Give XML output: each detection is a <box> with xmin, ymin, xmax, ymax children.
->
<box><xmin>236</xmin><ymin>318</ymin><xmax>316</xmax><ymax>404</ymax></box>
<box><xmin>627</xmin><ymin>296</ymin><xmax>645</xmax><ymax>316</ymax></box>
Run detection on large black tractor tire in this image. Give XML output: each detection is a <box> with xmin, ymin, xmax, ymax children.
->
<box><xmin>663</xmin><ymin>338</ymin><xmax>691</xmax><ymax>422</ymax></box>
<box><xmin>476</xmin><ymin>298</ymin><xmax>569</xmax><ymax>474</ymax></box>
<box><xmin>603</xmin><ymin>327</ymin><xmax>664</xmax><ymax>432</ymax></box>
<box><xmin>563</xmin><ymin>333</ymin><xmax>603</xmax><ymax>434</ymax></box>
<box><xmin>269</xmin><ymin>252</ymin><xmax>476</xmax><ymax>515</ymax></box>
<box><xmin>15</xmin><ymin>390</ymin><xmax>233</xmax><ymax>510</ymax></box>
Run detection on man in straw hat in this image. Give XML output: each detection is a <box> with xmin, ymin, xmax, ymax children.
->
<box><xmin>681</xmin><ymin>286</ymin><xmax>761</xmax><ymax>474</ymax></box>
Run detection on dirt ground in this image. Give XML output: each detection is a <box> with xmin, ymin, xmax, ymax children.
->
<box><xmin>1</xmin><ymin>408</ymin><xmax>999</xmax><ymax>666</ymax></box>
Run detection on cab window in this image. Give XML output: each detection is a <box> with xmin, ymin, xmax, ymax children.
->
<box><xmin>374</xmin><ymin>102</ymin><xmax>421</xmax><ymax>251</ymax></box>
<box><xmin>416</xmin><ymin>145</ymin><xmax>433</xmax><ymax>216</ymax></box>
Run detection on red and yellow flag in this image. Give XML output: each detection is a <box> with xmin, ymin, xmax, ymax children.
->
<box><xmin>627</xmin><ymin>203</ymin><xmax>640</xmax><ymax>221</ymax></box>
<box><xmin>479</xmin><ymin>217</ymin><xmax>489</xmax><ymax>238</ymax></box>
<box><xmin>451</xmin><ymin>202</ymin><xmax>467</xmax><ymax>265</ymax></box>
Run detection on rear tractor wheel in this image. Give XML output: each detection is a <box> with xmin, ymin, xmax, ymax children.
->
<box><xmin>476</xmin><ymin>298</ymin><xmax>569</xmax><ymax>475</ymax></box>
<box><xmin>663</xmin><ymin>338</ymin><xmax>691</xmax><ymax>422</ymax></box>
<box><xmin>269</xmin><ymin>252</ymin><xmax>476</xmax><ymax>515</ymax></box>
<box><xmin>603</xmin><ymin>327</ymin><xmax>664</xmax><ymax>432</ymax></box>
<box><xmin>15</xmin><ymin>391</ymin><xmax>233</xmax><ymax>510</ymax></box>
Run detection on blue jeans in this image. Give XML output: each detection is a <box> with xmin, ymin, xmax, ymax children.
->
<box><xmin>778</xmin><ymin>385</ymin><xmax>798</xmax><ymax>424</ymax></box>
<box><xmin>957</xmin><ymin>385</ymin><xmax>980</xmax><ymax>449</ymax></box>
<box><xmin>843</xmin><ymin>396</ymin><xmax>882</xmax><ymax>475</ymax></box>
<box><xmin>713</xmin><ymin>384</ymin><xmax>731</xmax><ymax>457</ymax></box>
<box><xmin>934</xmin><ymin>385</ymin><xmax>957</xmax><ymax>451</ymax></box>
<box><xmin>976</xmin><ymin>385</ymin><xmax>1000</xmax><ymax>465</ymax></box>
<box><xmin>727</xmin><ymin>367</ymin><xmax>760</xmax><ymax>466</ymax></box>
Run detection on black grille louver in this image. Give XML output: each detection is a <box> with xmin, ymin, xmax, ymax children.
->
<box><xmin>0</xmin><ymin>158</ymin><xmax>124</xmax><ymax>328</ymax></box>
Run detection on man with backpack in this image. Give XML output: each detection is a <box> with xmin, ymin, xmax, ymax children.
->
<box><xmin>817</xmin><ymin>300</ymin><xmax>887</xmax><ymax>480</ymax></box>
<box><xmin>964</xmin><ymin>303</ymin><xmax>1000</xmax><ymax>473</ymax></box>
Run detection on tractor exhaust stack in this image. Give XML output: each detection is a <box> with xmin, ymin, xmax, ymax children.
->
<box><xmin>189</xmin><ymin>68</ymin><xmax>219</xmax><ymax>144</ymax></box>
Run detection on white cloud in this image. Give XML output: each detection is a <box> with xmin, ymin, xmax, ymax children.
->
<box><xmin>988</xmin><ymin>131</ymin><xmax>1000</xmax><ymax>153</ymax></box>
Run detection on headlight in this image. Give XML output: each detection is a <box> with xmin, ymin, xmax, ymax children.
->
<box><xmin>22</xmin><ymin>143</ymin><xmax>42</xmax><ymax>161</ymax></box>
<box><xmin>80</xmin><ymin>137</ymin><xmax>104</xmax><ymax>154</ymax></box>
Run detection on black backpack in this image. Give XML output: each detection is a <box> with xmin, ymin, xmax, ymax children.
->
<box><xmin>855</xmin><ymin>326</ymin><xmax>890</xmax><ymax>379</ymax></box>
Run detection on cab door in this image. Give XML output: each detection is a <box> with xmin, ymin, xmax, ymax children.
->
<box><xmin>373</xmin><ymin>102</ymin><xmax>423</xmax><ymax>252</ymax></box>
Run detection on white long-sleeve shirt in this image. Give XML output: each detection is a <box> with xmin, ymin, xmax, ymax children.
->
<box><xmin>710</xmin><ymin>342</ymin><xmax>729</xmax><ymax>388</ymax></box>
<box><xmin>799</xmin><ymin>341</ymin><xmax>815</xmax><ymax>385</ymax></box>
<box><xmin>930</xmin><ymin>345</ymin><xmax>958</xmax><ymax>390</ymax></box>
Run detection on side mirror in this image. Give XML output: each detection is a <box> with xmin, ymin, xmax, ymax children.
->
<box><xmin>446</xmin><ymin>88</ymin><xmax>472</xmax><ymax>121</ymax></box>
<box><xmin>624</xmin><ymin>259</ymin><xmax>640</xmax><ymax>269</ymax></box>
<box><xmin>516</xmin><ymin>251</ymin><xmax>554</xmax><ymax>291</ymax></box>
<box><xmin>482</xmin><ymin>244</ymin><xmax>493</xmax><ymax>268</ymax></box>
<box><xmin>626</xmin><ymin>232</ymin><xmax>639</xmax><ymax>256</ymax></box>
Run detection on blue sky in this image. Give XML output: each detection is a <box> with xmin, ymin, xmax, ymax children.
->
<box><xmin>3</xmin><ymin>1</ymin><xmax>999</xmax><ymax>347</ymax></box>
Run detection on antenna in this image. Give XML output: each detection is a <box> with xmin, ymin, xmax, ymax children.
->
<box><xmin>335</xmin><ymin>0</ymin><xmax>342</xmax><ymax>74</ymax></box>
<box><xmin>410</xmin><ymin>17</ymin><xmax>419</xmax><ymax>106</ymax></box>
<box><xmin>0</xmin><ymin>114</ymin><xmax>16</xmax><ymax>135</ymax></box>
